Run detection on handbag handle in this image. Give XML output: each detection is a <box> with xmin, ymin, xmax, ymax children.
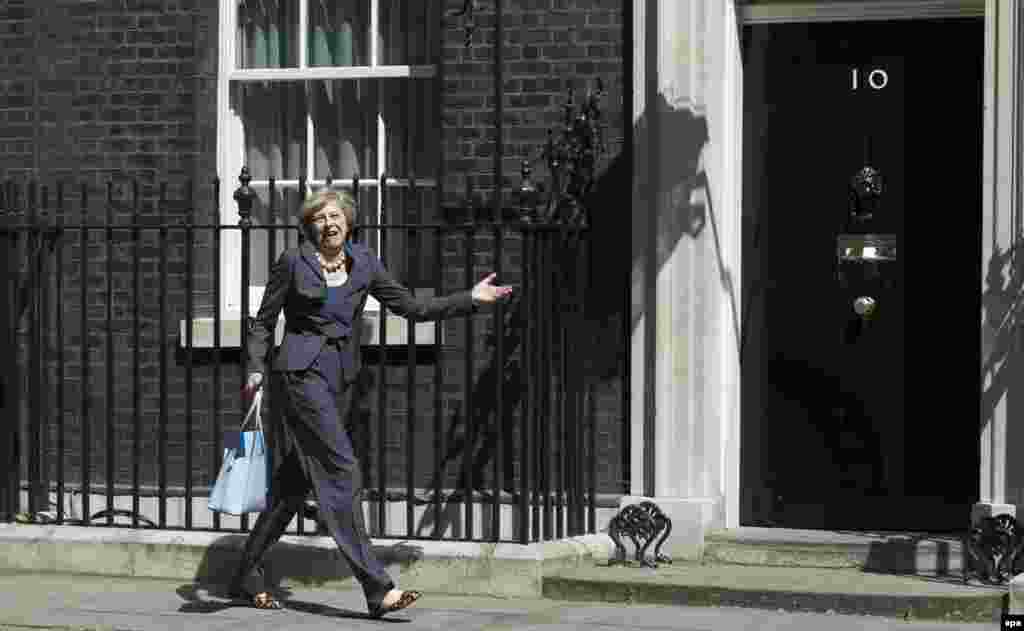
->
<box><xmin>240</xmin><ymin>388</ymin><xmax>264</xmax><ymax>432</ymax></box>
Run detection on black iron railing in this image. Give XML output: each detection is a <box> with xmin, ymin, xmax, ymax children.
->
<box><xmin>0</xmin><ymin>0</ymin><xmax>620</xmax><ymax>542</ymax></box>
<box><xmin>0</xmin><ymin>168</ymin><xmax>604</xmax><ymax>544</ymax></box>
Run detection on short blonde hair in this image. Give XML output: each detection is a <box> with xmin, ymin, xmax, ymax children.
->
<box><xmin>300</xmin><ymin>190</ymin><xmax>356</xmax><ymax>238</ymax></box>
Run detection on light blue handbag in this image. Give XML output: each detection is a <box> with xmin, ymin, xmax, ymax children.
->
<box><xmin>208</xmin><ymin>389</ymin><xmax>270</xmax><ymax>515</ymax></box>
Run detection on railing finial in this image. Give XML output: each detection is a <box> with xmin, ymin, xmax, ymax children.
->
<box><xmin>234</xmin><ymin>166</ymin><xmax>256</xmax><ymax>227</ymax></box>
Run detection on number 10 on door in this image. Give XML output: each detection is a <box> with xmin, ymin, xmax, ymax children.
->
<box><xmin>852</xmin><ymin>68</ymin><xmax>889</xmax><ymax>90</ymax></box>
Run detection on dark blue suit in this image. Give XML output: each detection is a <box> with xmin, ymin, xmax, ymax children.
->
<box><xmin>236</xmin><ymin>240</ymin><xmax>475</xmax><ymax>606</ymax></box>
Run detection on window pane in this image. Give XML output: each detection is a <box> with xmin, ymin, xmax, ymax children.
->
<box><xmin>312</xmin><ymin>80</ymin><xmax>375</xmax><ymax>180</ymax></box>
<box><xmin>380</xmin><ymin>79</ymin><xmax>440</xmax><ymax>178</ymax></box>
<box><xmin>352</xmin><ymin>186</ymin><xmax>380</xmax><ymax>256</ymax></box>
<box><xmin>239</xmin><ymin>83</ymin><xmax>307</xmax><ymax>179</ymax></box>
<box><xmin>246</xmin><ymin>183</ymin><xmax>305</xmax><ymax>288</ymax></box>
<box><xmin>236</xmin><ymin>0</ymin><xmax>300</xmax><ymax>69</ymax></box>
<box><xmin>380</xmin><ymin>0</ymin><xmax>439</xmax><ymax>65</ymax></box>
<box><xmin>309</xmin><ymin>0</ymin><xmax>369</xmax><ymax>66</ymax></box>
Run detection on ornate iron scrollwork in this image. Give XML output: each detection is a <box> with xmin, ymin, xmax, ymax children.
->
<box><xmin>519</xmin><ymin>79</ymin><xmax>606</xmax><ymax>227</ymax></box>
<box><xmin>607</xmin><ymin>501</ymin><xmax>673</xmax><ymax>569</ymax></box>
<box><xmin>964</xmin><ymin>514</ymin><xmax>1024</xmax><ymax>584</ymax></box>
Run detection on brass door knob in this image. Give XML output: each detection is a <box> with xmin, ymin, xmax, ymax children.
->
<box><xmin>853</xmin><ymin>296</ymin><xmax>877</xmax><ymax>319</ymax></box>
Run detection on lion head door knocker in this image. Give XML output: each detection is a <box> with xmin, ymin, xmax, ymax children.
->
<box><xmin>848</xmin><ymin>165</ymin><xmax>884</xmax><ymax>222</ymax></box>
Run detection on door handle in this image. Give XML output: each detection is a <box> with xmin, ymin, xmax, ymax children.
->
<box><xmin>853</xmin><ymin>296</ymin><xmax>877</xmax><ymax>320</ymax></box>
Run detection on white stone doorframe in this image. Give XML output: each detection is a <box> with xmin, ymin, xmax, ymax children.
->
<box><xmin>978</xmin><ymin>0</ymin><xmax>1024</xmax><ymax>525</ymax></box>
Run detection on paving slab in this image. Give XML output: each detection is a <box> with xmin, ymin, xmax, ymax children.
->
<box><xmin>0</xmin><ymin>572</ymin><xmax>1004</xmax><ymax>631</ymax></box>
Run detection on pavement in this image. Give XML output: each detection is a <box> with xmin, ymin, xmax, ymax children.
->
<box><xmin>0</xmin><ymin>523</ymin><xmax>1015</xmax><ymax>628</ymax></box>
<box><xmin>0</xmin><ymin>572</ymin><xmax>1005</xmax><ymax>631</ymax></box>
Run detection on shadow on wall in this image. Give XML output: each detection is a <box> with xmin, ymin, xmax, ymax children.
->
<box><xmin>982</xmin><ymin>240</ymin><xmax>1024</xmax><ymax>503</ymax></box>
<box><xmin>629</xmin><ymin>93</ymin><xmax>710</xmax><ymax>336</ymax></box>
<box><xmin>626</xmin><ymin>89</ymin><xmax>742</xmax><ymax>361</ymax></box>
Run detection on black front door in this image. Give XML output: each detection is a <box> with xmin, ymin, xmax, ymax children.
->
<box><xmin>741</xmin><ymin>18</ymin><xmax>983</xmax><ymax>531</ymax></box>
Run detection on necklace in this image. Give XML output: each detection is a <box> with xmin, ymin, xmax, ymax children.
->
<box><xmin>316</xmin><ymin>250</ymin><xmax>346</xmax><ymax>273</ymax></box>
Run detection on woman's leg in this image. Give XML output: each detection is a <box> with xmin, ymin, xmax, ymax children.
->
<box><xmin>279</xmin><ymin>363</ymin><xmax>396</xmax><ymax>607</ymax></box>
<box><xmin>228</xmin><ymin>454</ymin><xmax>309</xmax><ymax>604</ymax></box>
<box><xmin>305</xmin><ymin>441</ymin><xmax>395</xmax><ymax>606</ymax></box>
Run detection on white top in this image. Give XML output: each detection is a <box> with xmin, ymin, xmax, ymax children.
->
<box><xmin>324</xmin><ymin>268</ymin><xmax>348</xmax><ymax>287</ymax></box>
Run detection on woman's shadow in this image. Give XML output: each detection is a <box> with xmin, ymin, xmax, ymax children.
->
<box><xmin>174</xmin><ymin>533</ymin><xmax>420</xmax><ymax>621</ymax></box>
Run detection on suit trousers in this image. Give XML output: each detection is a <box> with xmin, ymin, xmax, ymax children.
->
<box><xmin>252</xmin><ymin>343</ymin><xmax>394</xmax><ymax>605</ymax></box>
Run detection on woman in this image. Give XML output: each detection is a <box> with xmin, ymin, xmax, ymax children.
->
<box><xmin>230</xmin><ymin>189</ymin><xmax>513</xmax><ymax>617</ymax></box>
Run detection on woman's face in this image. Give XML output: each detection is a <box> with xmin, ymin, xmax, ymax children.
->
<box><xmin>308</xmin><ymin>203</ymin><xmax>348</xmax><ymax>252</ymax></box>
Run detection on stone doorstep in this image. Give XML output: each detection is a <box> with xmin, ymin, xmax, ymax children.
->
<box><xmin>702</xmin><ymin>529</ymin><xmax>967</xmax><ymax>574</ymax></box>
<box><xmin>541</xmin><ymin>571</ymin><xmax>1007</xmax><ymax>624</ymax></box>
<box><xmin>0</xmin><ymin>523</ymin><xmax>615</xmax><ymax>600</ymax></box>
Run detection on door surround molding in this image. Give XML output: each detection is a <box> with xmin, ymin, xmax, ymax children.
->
<box><xmin>739</xmin><ymin>1</ymin><xmax>985</xmax><ymax>24</ymax></box>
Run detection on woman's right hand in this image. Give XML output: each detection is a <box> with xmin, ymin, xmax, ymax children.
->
<box><xmin>244</xmin><ymin>372</ymin><xmax>264</xmax><ymax>401</ymax></box>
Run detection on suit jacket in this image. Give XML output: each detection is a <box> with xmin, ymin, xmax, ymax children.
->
<box><xmin>247</xmin><ymin>240</ymin><xmax>476</xmax><ymax>383</ymax></box>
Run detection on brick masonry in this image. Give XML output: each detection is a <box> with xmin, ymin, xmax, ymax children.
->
<box><xmin>1</xmin><ymin>0</ymin><xmax>628</xmax><ymax>525</ymax></box>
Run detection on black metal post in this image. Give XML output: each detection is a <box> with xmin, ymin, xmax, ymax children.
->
<box><xmin>406</xmin><ymin>174</ymin><xmax>417</xmax><ymax>538</ymax></box>
<box><xmin>79</xmin><ymin>182</ymin><xmax>90</xmax><ymax>525</ymax></box>
<box><xmin>296</xmin><ymin>173</ymin><xmax>307</xmax><ymax>537</ymax></box>
<box><xmin>518</xmin><ymin>225</ymin><xmax>532</xmax><ymax>544</ymax></box>
<box><xmin>26</xmin><ymin>182</ymin><xmax>41</xmax><ymax>518</ymax></box>
<box><xmin>541</xmin><ymin>230</ymin><xmax>552</xmax><ymax>541</ymax></box>
<box><xmin>158</xmin><ymin>182</ymin><xmax>169</xmax><ymax>529</ymax></box>
<box><xmin>492</xmin><ymin>223</ymin><xmax>504</xmax><ymax>540</ymax></box>
<box><xmin>376</xmin><ymin>171</ymin><xmax>388</xmax><ymax>536</ymax></box>
<box><xmin>268</xmin><ymin>177</ymin><xmax>278</xmax><ymax>270</ymax></box>
<box><xmin>584</xmin><ymin>231</ymin><xmax>596</xmax><ymax>532</ymax></box>
<box><xmin>432</xmin><ymin>0</ymin><xmax>445</xmax><ymax>540</ymax></box>
<box><xmin>185</xmin><ymin>179</ymin><xmax>195</xmax><ymax>529</ymax></box>
<box><xmin>132</xmin><ymin>180</ymin><xmax>141</xmax><ymax>529</ymax></box>
<box><xmin>235</xmin><ymin>167</ymin><xmax>256</xmax><ymax>534</ymax></box>
<box><xmin>212</xmin><ymin>177</ymin><xmax>223</xmax><ymax>532</ymax></box>
<box><xmin>433</xmin><ymin>225</ymin><xmax>443</xmax><ymax>539</ymax></box>
<box><xmin>0</xmin><ymin>207</ymin><xmax>17</xmax><ymax>522</ymax></box>
<box><xmin>56</xmin><ymin>181</ymin><xmax>65</xmax><ymax>524</ymax></box>
<box><xmin>491</xmin><ymin>0</ymin><xmax>505</xmax><ymax>543</ymax></box>
<box><xmin>463</xmin><ymin>180</ymin><xmax>475</xmax><ymax>540</ymax></box>
<box><xmin>105</xmin><ymin>182</ymin><xmax>115</xmax><ymax>525</ymax></box>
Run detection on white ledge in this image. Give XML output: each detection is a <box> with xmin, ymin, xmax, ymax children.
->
<box><xmin>178</xmin><ymin>308</ymin><xmax>441</xmax><ymax>349</ymax></box>
<box><xmin>229</xmin><ymin>65</ymin><xmax>436</xmax><ymax>81</ymax></box>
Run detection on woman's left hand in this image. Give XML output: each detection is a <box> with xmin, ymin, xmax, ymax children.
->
<box><xmin>471</xmin><ymin>272</ymin><xmax>515</xmax><ymax>305</ymax></box>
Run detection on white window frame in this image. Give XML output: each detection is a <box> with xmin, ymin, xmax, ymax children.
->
<box><xmin>183</xmin><ymin>0</ymin><xmax>441</xmax><ymax>348</ymax></box>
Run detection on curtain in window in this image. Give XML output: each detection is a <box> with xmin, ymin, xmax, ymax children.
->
<box><xmin>314</xmin><ymin>80</ymin><xmax>367</xmax><ymax>181</ymax></box>
<box><xmin>238</xmin><ymin>1</ymin><xmax>303</xmax><ymax>180</ymax></box>
<box><xmin>243</xmin><ymin>83</ymin><xmax>306</xmax><ymax>180</ymax></box>
<box><xmin>310</xmin><ymin>0</ymin><xmax>365</xmax><ymax>66</ymax></box>
<box><xmin>238</xmin><ymin>0</ymin><xmax>296</xmax><ymax>68</ymax></box>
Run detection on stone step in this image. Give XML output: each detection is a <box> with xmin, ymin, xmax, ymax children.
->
<box><xmin>542</xmin><ymin>563</ymin><xmax>1004</xmax><ymax>623</ymax></box>
<box><xmin>701</xmin><ymin>527</ymin><xmax>966</xmax><ymax>575</ymax></box>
